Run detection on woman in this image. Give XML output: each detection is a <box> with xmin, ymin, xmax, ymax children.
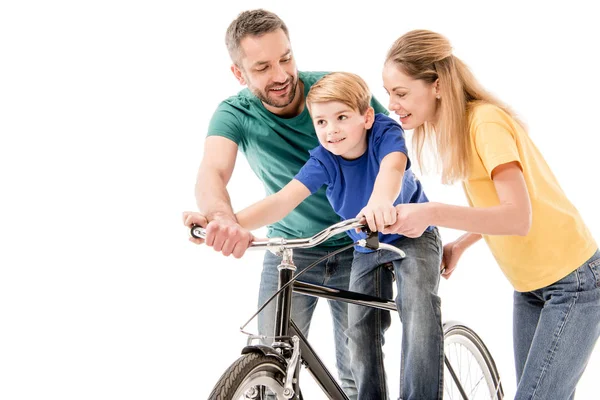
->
<box><xmin>380</xmin><ymin>29</ymin><xmax>600</xmax><ymax>400</ymax></box>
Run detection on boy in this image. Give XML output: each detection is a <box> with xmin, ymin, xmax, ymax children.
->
<box><xmin>236</xmin><ymin>72</ymin><xmax>444</xmax><ymax>400</ymax></box>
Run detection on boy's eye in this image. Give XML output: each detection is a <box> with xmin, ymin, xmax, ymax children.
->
<box><xmin>316</xmin><ymin>119</ymin><xmax>325</xmax><ymax>125</ymax></box>
<box><xmin>338</xmin><ymin>115</ymin><xmax>347</xmax><ymax>121</ymax></box>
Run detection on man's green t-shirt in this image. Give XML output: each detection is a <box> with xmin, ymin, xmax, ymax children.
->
<box><xmin>207</xmin><ymin>71</ymin><xmax>389</xmax><ymax>247</ymax></box>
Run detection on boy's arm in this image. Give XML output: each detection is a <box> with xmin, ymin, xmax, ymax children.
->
<box><xmin>359</xmin><ymin>152</ymin><xmax>408</xmax><ymax>232</ymax></box>
<box><xmin>236</xmin><ymin>179</ymin><xmax>311</xmax><ymax>231</ymax></box>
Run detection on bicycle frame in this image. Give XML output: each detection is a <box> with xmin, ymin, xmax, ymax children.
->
<box><xmin>190</xmin><ymin>221</ymin><xmax>494</xmax><ymax>400</ymax></box>
<box><xmin>261</xmin><ymin>248</ymin><xmax>470</xmax><ymax>400</ymax></box>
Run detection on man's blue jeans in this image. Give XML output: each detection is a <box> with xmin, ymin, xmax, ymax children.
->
<box><xmin>346</xmin><ymin>229</ymin><xmax>444</xmax><ymax>400</ymax></box>
<box><xmin>513</xmin><ymin>249</ymin><xmax>600</xmax><ymax>400</ymax></box>
<box><xmin>257</xmin><ymin>246</ymin><xmax>358</xmax><ymax>399</ymax></box>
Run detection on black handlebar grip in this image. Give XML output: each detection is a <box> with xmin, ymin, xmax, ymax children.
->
<box><xmin>190</xmin><ymin>225</ymin><xmax>206</xmax><ymax>239</ymax></box>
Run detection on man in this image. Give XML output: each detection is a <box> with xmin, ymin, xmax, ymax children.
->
<box><xmin>183</xmin><ymin>9</ymin><xmax>388</xmax><ymax>398</ymax></box>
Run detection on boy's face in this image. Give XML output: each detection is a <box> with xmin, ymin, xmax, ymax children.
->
<box><xmin>382</xmin><ymin>61</ymin><xmax>439</xmax><ymax>130</ymax></box>
<box><xmin>310</xmin><ymin>101</ymin><xmax>374</xmax><ymax>160</ymax></box>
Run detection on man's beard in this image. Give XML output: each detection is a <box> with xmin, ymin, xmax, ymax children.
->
<box><xmin>250</xmin><ymin>76</ymin><xmax>298</xmax><ymax>108</ymax></box>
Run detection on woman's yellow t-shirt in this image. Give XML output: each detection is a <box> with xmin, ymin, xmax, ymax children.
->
<box><xmin>463</xmin><ymin>103</ymin><xmax>596</xmax><ymax>292</ymax></box>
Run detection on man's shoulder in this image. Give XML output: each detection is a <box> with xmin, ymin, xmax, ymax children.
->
<box><xmin>299</xmin><ymin>71</ymin><xmax>330</xmax><ymax>87</ymax></box>
<box><xmin>218</xmin><ymin>89</ymin><xmax>255</xmax><ymax>111</ymax></box>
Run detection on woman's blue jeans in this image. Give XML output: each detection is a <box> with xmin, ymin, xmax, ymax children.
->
<box><xmin>513</xmin><ymin>249</ymin><xmax>600</xmax><ymax>400</ymax></box>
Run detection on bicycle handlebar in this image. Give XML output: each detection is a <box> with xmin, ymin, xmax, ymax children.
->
<box><xmin>189</xmin><ymin>218</ymin><xmax>406</xmax><ymax>257</ymax></box>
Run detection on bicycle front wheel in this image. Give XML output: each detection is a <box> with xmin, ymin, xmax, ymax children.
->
<box><xmin>443</xmin><ymin>322</ymin><xmax>504</xmax><ymax>400</ymax></box>
<box><xmin>208</xmin><ymin>352</ymin><xmax>288</xmax><ymax>400</ymax></box>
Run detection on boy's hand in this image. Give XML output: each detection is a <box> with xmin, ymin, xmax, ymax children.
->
<box><xmin>356</xmin><ymin>200</ymin><xmax>397</xmax><ymax>233</ymax></box>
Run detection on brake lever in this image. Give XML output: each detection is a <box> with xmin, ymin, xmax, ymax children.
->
<box><xmin>356</xmin><ymin>227</ymin><xmax>406</xmax><ymax>258</ymax></box>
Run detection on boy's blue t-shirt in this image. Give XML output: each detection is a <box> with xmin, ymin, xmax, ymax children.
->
<box><xmin>294</xmin><ymin>113</ymin><xmax>431</xmax><ymax>252</ymax></box>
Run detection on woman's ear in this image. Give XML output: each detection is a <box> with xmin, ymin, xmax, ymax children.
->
<box><xmin>364</xmin><ymin>106</ymin><xmax>375</xmax><ymax>129</ymax></box>
<box><xmin>434</xmin><ymin>78</ymin><xmax>441</xmax><ymax>99</ymax></box>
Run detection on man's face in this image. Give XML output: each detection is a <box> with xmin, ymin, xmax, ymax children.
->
<box><xmin>232</xmin><ymin>29</ymin><xmax>299</xmax><ymax>110</ymax></box>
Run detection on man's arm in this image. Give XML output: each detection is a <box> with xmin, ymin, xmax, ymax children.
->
<box><xmin>193</xmin><ymin>135</ymin><xmax>254</xmax><ymax>258</ymax></box>
<box><xmin>236</xmin><ymin>180</ymin><xmax>311</xmax><ymax>231</ymax></box>
<box><xmin>195</xmin><ymin>136</ymin><xmax>239</xmax><ymax>222</ymax></box>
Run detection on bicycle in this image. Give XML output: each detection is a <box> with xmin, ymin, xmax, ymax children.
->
<box><xmin>191</xmin><ymin>218</ymin><xmax>504</xmax><ymax>400</ymax></box>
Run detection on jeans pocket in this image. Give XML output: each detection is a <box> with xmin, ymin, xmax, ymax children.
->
<box><xmin>588</xmin><ymin>255</ymin><xmax>600</xmax><ymax>287</ymax></box>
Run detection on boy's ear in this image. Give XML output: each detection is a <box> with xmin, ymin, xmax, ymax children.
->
<box><xmin>231</xmin><ymin>64</ymin><xmax>246</xmax><ymax>85</ymax></box>
<box><xmin>364</xmin><ymin>106</ymin><xmax>375</xmax><ymax>129</ymax></box>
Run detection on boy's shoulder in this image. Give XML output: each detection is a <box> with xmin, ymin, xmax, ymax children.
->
<box><xmin>308</xmin><ymin>144</ymin><xmax>332</xmax><ymax>161</ymax></box>
<box><xmin>371</xmin><ymin>113</ymin><xmax>403</xmax><ymax>138</ymax></box>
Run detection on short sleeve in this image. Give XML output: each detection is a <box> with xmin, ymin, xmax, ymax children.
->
<box><xmin>206</xmin><ymin>102</ymin><xmax>243</xmax><ymax>145</ymax></box>
<box><xmin>474</xmin><ymin>122</ymin><xmax>522</xmax><ymax>177</ymax></box>
<box><xmin>373</xmin><ymin>118</ymin><xmax>411</xmax><ymax>169</ymax></box>
<box><xmin>294</xmin><ymin>155</ymin><xmax>330</xmax><ymax>194</ymax></box>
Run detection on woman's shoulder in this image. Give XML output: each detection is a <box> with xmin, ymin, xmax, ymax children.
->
<box><xmin>468</xmin><ymin>101</ymin><xmax>508</xmax><ymax>124</ymax></box>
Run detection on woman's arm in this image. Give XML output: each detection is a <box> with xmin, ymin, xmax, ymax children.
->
<box><xmin>385</xmin><ymin>161</ymin><xmax>532</xmax><ymax>237</ymax></box>
<box><xmin>236</xmin><ymin>179</ymin><xmax>311</xmax><ymax>231</ymax></box>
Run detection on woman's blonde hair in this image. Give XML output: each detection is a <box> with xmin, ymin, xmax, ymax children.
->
<box><xmin>307</xmin><ymin>72</ymin><xmax>372</xmax><ymax>115</ymax></box>
<box><xmin>385</xmin><ymin>30</ymin><xmax>522</xmax><ymax>183</ymax></box>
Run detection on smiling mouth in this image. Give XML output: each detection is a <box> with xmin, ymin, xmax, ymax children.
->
<box><xmin>328</xmin><ymin>138</ymin><xmax>345</xmax><ymax>143</ymax></box>
<box><xmin>269</xmin><ymin>81</ymin><xmax>290</xmax><ymax>92</ymax></box>
<box><xmin>398</xmin><ymin>113</ymin><xmax>411</xmax><ymax>118</ymax></box>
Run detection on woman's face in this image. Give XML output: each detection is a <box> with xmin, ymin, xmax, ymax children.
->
<box><xmin>382</xmin><ymin>61</ymin><xmax>439</xmax><ymax>130</ymax></box>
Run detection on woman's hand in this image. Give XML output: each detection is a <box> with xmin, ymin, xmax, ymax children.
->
<box><xmin>440</xmin><ymin>241</ymin><xmax>465</xmax><ymax>279</ymax></box>
<box><xmin>382</xmin><ymin>203</ymin><xmax>431</xmax><ymax>238</ymax></box>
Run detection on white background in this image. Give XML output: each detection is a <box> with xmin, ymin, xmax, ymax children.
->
<box><xmin>1</xmin><ymin>0</ymin><xmax>599</xmax><ymax>399</ymax></box>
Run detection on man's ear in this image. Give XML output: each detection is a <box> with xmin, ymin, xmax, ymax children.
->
<box><xmin>231</xmin><ymin>64</ymin><xmax>246</xmax><ymax>85</ymax></box>
<box><xmin>364</xmin><ymin>106</ymin><xmax>375</xmax><ymax>129</ymax></box>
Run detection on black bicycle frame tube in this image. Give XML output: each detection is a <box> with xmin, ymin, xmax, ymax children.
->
<box><xmin>274</xmin><ymin>267</ymin><xmax>295</xmax><ymax>337</ymax></box>
<box><xmin>293</xmin><ymin>280</ymin><xmax>471</xmax><ymax>399</ymax></box>
<box><xmin>293</xmin><ymin>280</ymin><xmax>397</xmax><ymax>311</ymax></box>
<box><xmin>289</xmin><ymin>320</ymin><xmax>348</xmax><ymax>400</ymax></box>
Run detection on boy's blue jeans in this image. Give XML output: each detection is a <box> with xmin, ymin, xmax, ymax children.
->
<box><xmin>513</xmin><ymin>249</ymin><xmax>600</xmax><ymax>400</ymax></box>
<box><xmin>347</xmin><ymin>228</ymin><xmax>444</xmax><ymax>400</ymax></box>
<box><xmin>257</xmin><ymin>246</ymin><xmax>358</xmax><ymax>399</ymax></box>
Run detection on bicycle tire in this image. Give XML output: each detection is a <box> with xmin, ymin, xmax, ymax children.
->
<box><xmin>443</xmin><ymin>322</ymin><xmax>504</xmax><ymax>400</ymax></box>
<box><xmin>208</xmin><ymin>352</ymin><xmax>288</xmax><ymax>400</ymax></box>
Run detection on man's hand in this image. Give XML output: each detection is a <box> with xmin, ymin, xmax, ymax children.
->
<box><xmin>183</xmin><ymin>211</ymin><xmax>254</xmax><ymax>258</ymax></box>
<box><xmin>183</xmin><ymin>211</ymin><xmax>208</xmax><ymax>245</ymax></box>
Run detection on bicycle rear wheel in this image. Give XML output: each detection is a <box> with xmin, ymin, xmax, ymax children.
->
<box><xmin>208</xmin><ymin>352</ymin><xmax>288</xmax><ymax>400</ymax></box>
<box><xmin>443</xmin><ymin>322</ymin><xmax>504</xmax><ymax>400</ymax></box>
